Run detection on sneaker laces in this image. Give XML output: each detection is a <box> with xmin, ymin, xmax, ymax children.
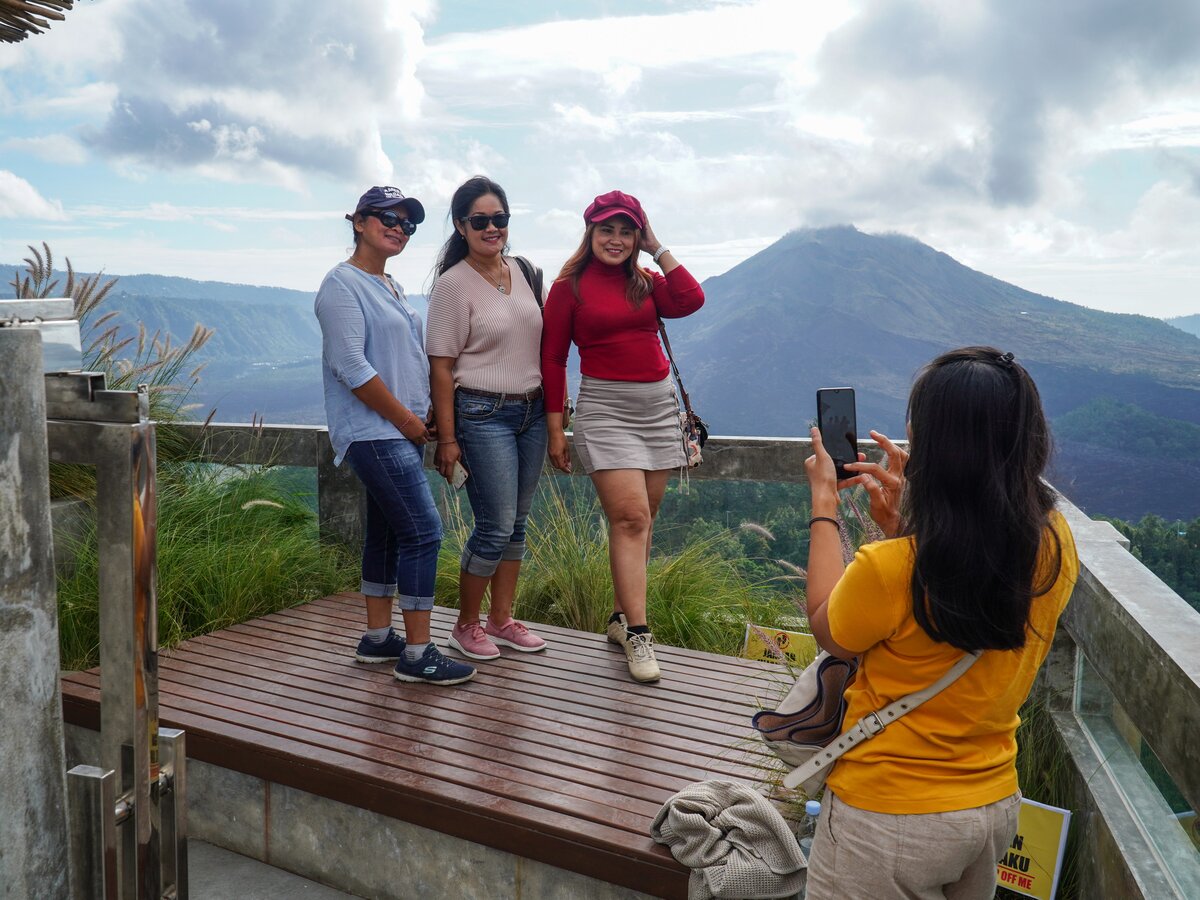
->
<box><xmin>627</xmin><ymin>631</ymin><xmax>655</xmax><ymax>661</ymax></box>
<box><xmin>457</xmin><ymin>620</ymin><xmax>487</xmax><ymax>640</ymax></box>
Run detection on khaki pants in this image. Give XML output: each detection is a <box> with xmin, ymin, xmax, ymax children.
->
<box><xmin>805</xmin><ymin>791</ymin><xmax>1021</xmax><ymax>900</ymax></box>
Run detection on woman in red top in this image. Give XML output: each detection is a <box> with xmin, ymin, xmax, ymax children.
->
<box><xmin>541</xmin><ymin>191</ymin><xmax>704</xmax><ymax>683</ymax></box>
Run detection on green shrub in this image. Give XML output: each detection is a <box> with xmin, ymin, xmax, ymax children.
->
<box><xmin>434</xmin><ymin>479</ymin><xmax>798</xmax><ymax>655</ymax></box>
<box><xmin>57</xmin><ymin>465</ymin><xmax>357</xmax><ymax>670</ymax></box>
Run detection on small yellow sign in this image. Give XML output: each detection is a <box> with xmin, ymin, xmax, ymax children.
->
<box><xmin>996</xmin><ymin>798</ymin><xmax>1071</xmax><ymax>900</ymax></box>
<box><xmin>742</xmin><ymin>624</ymin><xmax>819</xmax><ymax>668</ymax></box>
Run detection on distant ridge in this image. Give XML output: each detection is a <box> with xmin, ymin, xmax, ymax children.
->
<box><xmin>2</xmin><ymin>264</ymin><xmax>313</xmax><ymax>306</ymax></box>
<box><xmin>1169</xmin><ymin>313</ymin><xmax>1200</xmax><ymax>339</ymax></box>
<box><xmin>667</xmin><ymin>226</ymin><xmax>1200</xmax><ymax>519</ymax></box>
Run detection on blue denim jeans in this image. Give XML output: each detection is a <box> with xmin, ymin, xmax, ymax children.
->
<box><xmin>455</xmin><ymin>389</ymin><xmax>548</xmax><ymax>577</ymax></box>
<box><xmin>344</xmin><ymin>439</ymin><xmax>442</xmax><ymax>611</ymax></box>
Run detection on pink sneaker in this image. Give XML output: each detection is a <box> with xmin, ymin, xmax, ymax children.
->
<box><xmin>484</xmin><ymin>618</ymin><xmax>547</xmax><ymax>653</ymax></box>
<box><xmin>448</xmin><ymin>620</ymin><xmax>500</xmax><ymax>660</ymax></box>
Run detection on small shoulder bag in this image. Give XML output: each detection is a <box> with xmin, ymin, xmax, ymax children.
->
<box><xmin>751</xmin><ymin>649</ymin><xmax>980</xmax><ymax>795</ymax></box>
<box><xmin>657</xmin><ymin>317</ymin><xmax>708</xmax><ymax>467</ymax></box>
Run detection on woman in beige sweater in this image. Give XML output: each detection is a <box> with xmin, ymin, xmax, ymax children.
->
<box><xmin>426</xmin><ymin>176</ymin><xmax>549</xmax><ymax>662</ymax></box>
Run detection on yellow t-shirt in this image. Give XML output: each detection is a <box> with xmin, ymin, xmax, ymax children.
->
<box><xmin>825</xmin><ymin>511</ymin><xmax>1078</xmax><ymax>814</ymax></box>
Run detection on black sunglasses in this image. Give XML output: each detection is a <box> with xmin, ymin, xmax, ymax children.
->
<box><xmin>363</xmin><ymin>209</ymin><xmax>417</xmax><ymax>235</ymax></box>
<box><xmin>459</xmin><ymin>213</ymin><xmax>511</xmax><ymax>231</ymax></box>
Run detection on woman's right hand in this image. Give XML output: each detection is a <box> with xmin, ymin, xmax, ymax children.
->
<box><xmin>843</xmin><ymin>429</ymin><xmax>908</xmax><ymax>538</ymax></box>
<box><xmin>434</xmin><ymin>439</ymin><xmax>462</xmax><ymax>480</ymax></box>
<box><xmin>548</xmin><ymin>430</ymin><xmax>573</xmax><ymax>473</ymax></box>
<box><xmin>399</xmin><ymin>414</ymin><xmax>432</xmax><ymax>446</ymax></box>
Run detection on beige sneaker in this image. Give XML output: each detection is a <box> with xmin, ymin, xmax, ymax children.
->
<box><xmin>605</xmin><ymin>612</ymin><xmax>629</xmax><ymax>647</ymax></box>
<box><xmin>624</xmin><ymin>630</ymin><xmax>661</xmax><ymax>683</ymax></box>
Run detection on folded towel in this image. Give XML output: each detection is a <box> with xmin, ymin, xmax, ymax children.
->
<box><xmin>651</xmin><ymin>780</ymin><xmax>807</xmax><ymax>900</ymax></box>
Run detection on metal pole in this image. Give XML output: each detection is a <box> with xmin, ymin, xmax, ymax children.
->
<box><xmin>0</xmin><ymin>328</ymin><xmax>71</xmax><ymax>900</ymax></box>
<box><xmin>158</xmin><ymin>728</ymin><xmax>188</xmax><ymax>900</ymax></box>
<box><xmin>67</xmin><ymin>764</ymin><xmax>119</xmax><ymax>899</ymax></box>
<box><xmin>46</xmin><ymin>373</ymin><xmax>177</xmax><ymax>900</ymax></box>
<box><xmin>95</xmin><ymin>413</ymin><xmax>160</xmax><ymax>898</ymax></box>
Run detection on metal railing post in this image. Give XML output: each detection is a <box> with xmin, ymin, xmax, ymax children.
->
<box><xmin>67</xmin><ymin>764</ymin><xmax>119</xmax><ymax>899</ymax></box>
<box><xmin>44</xmin><ymin>370</ymin><xmax>187</xmax><ymax>899</ymax></box>
<box><xmin>158</xmin><ymin>728</ymin><xmax>188</xmax><ymax>900</ymax></box>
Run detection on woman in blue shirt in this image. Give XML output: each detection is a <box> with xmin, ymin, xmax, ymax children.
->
<box><xmin>314</xmin><ymin>186</ymin><xmax>475</xmax><ymax>686</ymax></box>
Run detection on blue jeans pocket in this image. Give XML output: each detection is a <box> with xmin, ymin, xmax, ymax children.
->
<box><xmin>457</xmin><ymin>394</ymin><xmax>499</xmax><ymax>420</ymax></box>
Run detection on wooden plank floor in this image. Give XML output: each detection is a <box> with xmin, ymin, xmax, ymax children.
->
<box><xmin>60</xmin><ymin>593</ymin><xmax>787</xmax><ymax>899</ymax></box>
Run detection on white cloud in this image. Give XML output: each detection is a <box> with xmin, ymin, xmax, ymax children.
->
<box><xmin>74</xmin><ymin>0</ymin><xmax>432</xmax><ymax>187</ymax></box>
<box><xmin>0</xmin><ymin>172</ymin><xmax>67</xmax><ymax>220</ymax></box>
<box><xmin>3</xmin><ymin>134</ymin><xmax>89</xmax><ymax>164</ymax></box>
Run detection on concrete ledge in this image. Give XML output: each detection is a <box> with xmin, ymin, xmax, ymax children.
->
<box><xmin>66</xmin><ymin>724</ymin><xmax>655</xmax><ymax>900</ymax></box>
<box><xmin>1050</xmin><ymin>710</ymin><xmax>1200</xmax><ymax>899</ymax></box>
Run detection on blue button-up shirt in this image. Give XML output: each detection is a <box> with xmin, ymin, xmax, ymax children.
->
<box><xmin>315</xmin><ymin>262</ymin><xmax>430</xmax><ymax>465</ymax></box>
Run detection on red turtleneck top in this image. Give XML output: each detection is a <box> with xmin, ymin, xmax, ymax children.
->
<box><xmin>540</xmin><ymin>259</ymin><xmax>704</xmax><ymax>414</ymax></box>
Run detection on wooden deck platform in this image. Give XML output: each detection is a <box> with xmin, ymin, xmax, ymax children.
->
<box><xmin>60</xmin><ymin>594</ymin><xmax>786</xmax><ymax>899</ymax></box>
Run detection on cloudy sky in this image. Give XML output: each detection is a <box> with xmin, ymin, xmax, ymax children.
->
<box><xmin>2</xmin><ymin>0</ymin><xmax>1200</xmax><ymax>316</ymax></box>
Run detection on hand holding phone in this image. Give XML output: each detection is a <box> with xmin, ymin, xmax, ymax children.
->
<box><xmin>450</xmin><ymin>460</ymin><xmax>469</xmax><ymax>490</ymax></box>
<box><xmin>816</xmin><ymin>387</ymin><xmax>857</xmax><ymax>481</ymax></box>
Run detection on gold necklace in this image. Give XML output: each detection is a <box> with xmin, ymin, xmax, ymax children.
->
<box><xmin>466</xmin><ymin>256</ymin><xmax>508</xmax><ymax>294</ymax></box>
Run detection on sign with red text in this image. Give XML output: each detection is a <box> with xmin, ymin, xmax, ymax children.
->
<box><xmin>742</xmin><ymin>624</ymin><xmax>819</xmax><ymax>668</ymax></box>
<box><xmin>996</xmin><ymin>798</ymin><xmax>1071</xmax><ymax>900</ymax></box>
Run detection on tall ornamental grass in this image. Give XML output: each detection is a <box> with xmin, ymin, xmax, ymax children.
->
<box><xmin>434</xmin><ymin>480</ymin><xmax>799</xmax><ymax>655</ymax></box>
<box><xmin>57</xmin><ymin>466</ymin><xmax>358</xmax><ymax>671</ymax></box>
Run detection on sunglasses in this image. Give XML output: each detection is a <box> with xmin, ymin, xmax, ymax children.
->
<box><xmin>459</xmin><ymin>213</ymin><xmax>511</xmax><ymax>231</ymax></box>
<box><xmin>363</xmin><ymin>209</ymin><xmax>417</xmax><ymax>235</ymax></box>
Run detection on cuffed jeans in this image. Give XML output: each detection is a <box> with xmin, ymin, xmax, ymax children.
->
<box><xmin>805</xmin><ymin>790</ymin><xmax>1022</xmax><ymax>900</ymax></box>
<box><xmin>455</xmin><ymin>389</ymin><xmax>548</xmax><ymax>577</ymax></box>
<box><xmin>344</xmin><ymin>438</ymin><xmax>442</xmax><ymax>611</ymax></box>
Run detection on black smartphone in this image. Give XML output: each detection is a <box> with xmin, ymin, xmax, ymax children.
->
<box><xmin>817</xmin><ymin>387</ymin><xmax>858</xmax><ymax>480</ymax></box>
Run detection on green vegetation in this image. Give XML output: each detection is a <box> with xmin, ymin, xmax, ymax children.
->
<box><xmin>434</xmin><ymin>478</ymin><xmax>800</xmax><ymax>655</ymax></box>
<box><xmin>1055</xmin><ymin>397</ymin><xmax>1200</xmax><ymax>462</ymax></box>
<box><xmin>56</xmin><ymin>466</ymin><xmax>358</xmax><ymax>670</ymax></box>
<box><xmin>1101</xmin><ymin>514</ymin><xmax>1200</xmax><ymax>612</ymax></box>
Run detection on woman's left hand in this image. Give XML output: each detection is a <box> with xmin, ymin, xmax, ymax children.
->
<box><xmin>639</xmin><ymin>216</ymin><xmax>661</xmax><ymax>256</ymax></box>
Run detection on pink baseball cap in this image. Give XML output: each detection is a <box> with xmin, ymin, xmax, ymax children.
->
<box><xmin>583</xmin><ymin>190</ymin><xmax>645</xmax><ymax>229</ymax></box>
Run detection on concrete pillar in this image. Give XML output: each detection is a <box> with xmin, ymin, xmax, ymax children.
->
<box><xmin>317</xmin><ymin>439</ymin><xmax>364</xmax><ymax>552</ymax></box>
<box><xmin>0</xmin><ymin>328</ymin><xmax>71</xmax><ymax>899</ymax></box>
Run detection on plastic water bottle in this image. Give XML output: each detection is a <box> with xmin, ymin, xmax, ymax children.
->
<box><xmin>797</xmin><ymin>799</ymin><xmax>822</xmax><ymax>860</ymax></box>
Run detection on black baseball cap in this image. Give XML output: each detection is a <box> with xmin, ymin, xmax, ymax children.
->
<box><xmin>348</xmin><ymin>186</ymin><xmax>425</xmax><ymax>224</ymax></box>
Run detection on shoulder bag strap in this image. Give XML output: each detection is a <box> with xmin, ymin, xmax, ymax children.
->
<box><xmin>782</xmin><ymin>651</ymin><xmax>981</xmax><ymax>790</ymax></box>
<box><xmin>512</xmin><ymin>256</ymin><xmax>544</xmax><ymax>310</ymax></box>
<box><xmin>657</xmin><ymin>316</ymin><xmax>698</xmax><ymax>421</ymax></box>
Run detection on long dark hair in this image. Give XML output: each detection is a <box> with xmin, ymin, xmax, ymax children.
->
<box><xmin>434</xmin><ymin>175</ymin><xmax>510</xmax><ymax>277</ymax></box>
<box><xmin>555</xmin><ymin>219</ymin><xmax>654</xmax><ymax>307</ymax></box>
<box><xmin>903</xmin><ymin>346</ymin><xmax>1062</xmax><ymax>652</ymax></box>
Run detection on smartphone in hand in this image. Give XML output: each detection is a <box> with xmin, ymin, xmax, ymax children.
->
<box><xmin>817</xmin><ymin>387</ymin><xmax>858</xmax><ymax>480</ymax></box>
<box><xmin>450</xmin><ymin>461</ymin><xmax>469</xmax><ymax>490</ymax></box>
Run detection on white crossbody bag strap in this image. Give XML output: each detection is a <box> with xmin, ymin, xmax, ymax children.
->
<box><xmin>782</xmin><ymin>651</ymin><xmax>981</xmax><ymax>790</ymax></box>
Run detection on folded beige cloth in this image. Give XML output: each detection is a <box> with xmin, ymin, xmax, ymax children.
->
<box><xmin>651</xmin><ymin>780</ymin><xmax>807</xmax><ymax>900</ymax></box>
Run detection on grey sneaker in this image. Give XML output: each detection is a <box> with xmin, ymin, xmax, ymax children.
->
<box><xmin>605</xmin><ymin>612</ymin><xmax>629</xmax><ymax>647</ymax></box>
<box><xmin>624</xmin><ymin>631</ymin><xmax>661</xmax><ymax>683</ymax></box>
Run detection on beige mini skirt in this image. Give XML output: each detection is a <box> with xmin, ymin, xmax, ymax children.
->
<box><xmin>573</xmin><ymin>375</ymin><xmax>687</xmax><ymax>474</ymax></box>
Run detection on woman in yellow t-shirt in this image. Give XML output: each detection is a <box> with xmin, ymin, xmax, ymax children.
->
<box><xmin>803</xmin><ymin>346</ymin><xmax>1079</xmax><ymax>900</ymax></box>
